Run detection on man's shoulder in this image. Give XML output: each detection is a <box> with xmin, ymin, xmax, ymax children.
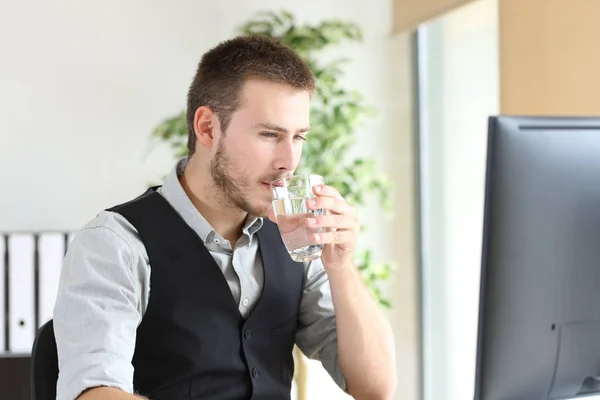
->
<box><xmin>66</xmin><ymin>210</ymin><xmax>151</xmax><ymax>301</ymax></box>
<box><xmin>105</xmin><ymin>186</ymin><xmax>162</xmax><ymax>217</ymax></box>
<box><xmin>75</xmin><ymin>186</ymin><xmax>162</xmax><ymax>246</ymax></box>
<box><xmin>73</xmin><ymin>209</ymin><xmax>144</xmax><ymax>255</ymax></box>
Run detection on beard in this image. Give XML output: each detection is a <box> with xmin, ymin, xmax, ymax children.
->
<box><xmin>209</xmin><ymin>140</ymin><xmax>282</xmax><ymax>217</ymax></box>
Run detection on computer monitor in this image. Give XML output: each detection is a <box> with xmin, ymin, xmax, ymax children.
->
<box><xmin>474</xmin><ymin>115</ymin><xmax>600</xmax><ymax>400</ymax></box>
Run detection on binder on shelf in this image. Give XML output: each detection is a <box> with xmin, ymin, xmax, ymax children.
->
<box><xmin>8</xmin><ymin>234</ymin><xmax>35</xmax><ymax>354</ymax></box>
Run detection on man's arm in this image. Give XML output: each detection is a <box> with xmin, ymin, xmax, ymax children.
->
<box><xmin>327</xmin><ymin>265</ymin><xmax>397</xmax><ymax>400</ymax></box>
<box><xmin>78</xmin><ymin>387</ymin><xmax>147</xmax><ymax>400</ymax></box>
<box><xmin>295</xmin><ymin>259</ymin><xmax>396</xmax><ymax>400</ymax></box>
<box><xmin>53</xmin><ymin>213</ymin><xmax>147</xmax><ymax>400</ymax></box>
<box><xmin>301</xmin><ymin>183</ymin><xmax>396</xmax><ymax>399</ymax></box>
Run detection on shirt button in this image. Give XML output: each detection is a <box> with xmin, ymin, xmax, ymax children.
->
<box><xmin>244</xmin><ymin>329</ymin><xmax>252</xmax><ymax>339</ymax></box>
<box><xmin>252</xmin><ymin>368</ymin><xmax>259</xmax><ymax>379</ymax></box>
<box><xmin>242</xmin><ymin>298</ymin><xmax>249</xmax><ymax>307</ymax></box>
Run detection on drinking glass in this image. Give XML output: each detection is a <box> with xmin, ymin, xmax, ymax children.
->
<box><xmin>271</xmin><ymin>174</ymin><xmax>325</xmax><ymax>262</ymax></box>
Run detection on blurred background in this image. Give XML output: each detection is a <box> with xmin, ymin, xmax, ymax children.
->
<box><xmin>1</xmin><ymin>0</ymin><xmax>598</xmax><ymax>399</ymax></box>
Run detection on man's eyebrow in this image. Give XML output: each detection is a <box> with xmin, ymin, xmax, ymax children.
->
<box><xmin>254</xmin><ymin>122</ymin><xmax>310</xmax><ymax>134</ymax></box>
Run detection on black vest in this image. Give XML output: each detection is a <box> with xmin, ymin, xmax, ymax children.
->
<box><xmin>107</xmin><ymin>187</ymin><xmax>304</xmax><ymax>400</ymax></box>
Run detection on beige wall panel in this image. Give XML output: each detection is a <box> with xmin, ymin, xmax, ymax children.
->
<box><xmin>393</xmin><ymin>0</ymin><xmax>476</xmax><ymax>33</ymax></box>
<box><xmin>500</xmin><ymin>0</ymin><xmax>600</xmax><ymax>115</ymax></box>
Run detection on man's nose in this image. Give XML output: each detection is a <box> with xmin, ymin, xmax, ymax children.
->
<box><xmin>273</xmin><ymin>141</ymin><xmax>297</xmax><ymax>171</ymax></box>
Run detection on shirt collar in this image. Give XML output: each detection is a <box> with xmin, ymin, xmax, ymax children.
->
<box><xmin>160</xmin><ymin>157</ymin><xmax>263</xmax><ymax>244</ymax></box>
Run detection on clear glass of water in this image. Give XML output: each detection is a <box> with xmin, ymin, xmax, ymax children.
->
<box><xmin>271</xmin><ymin>174</ymin><xmax>325</xmax><ymax>262</ymax></box>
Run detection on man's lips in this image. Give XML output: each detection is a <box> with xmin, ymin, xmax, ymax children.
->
<box><xmin>263</xmin><ymin>179</ymin><xmax>287</xmax><ymax>188</ymax></box>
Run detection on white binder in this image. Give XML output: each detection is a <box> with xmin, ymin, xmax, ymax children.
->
<box><xmin>38</xmin><ymin>233</ymin><xmax>64</xmax><ymax>329</ymax></box>
<box><xmin>8</xmin><ymin>234</ymin><xmax>35</xmax><ymax>354</ymax></box>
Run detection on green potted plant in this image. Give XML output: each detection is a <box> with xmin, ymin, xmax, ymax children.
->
<box><xmin>150</xmin><ymin>10</ymin><xmax>395</xmax><ymax>398</ymax></box>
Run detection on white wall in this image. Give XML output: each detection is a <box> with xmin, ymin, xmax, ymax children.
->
<box><xmin>0</xmin><ymin>0</ymin><xmax>416</xmax><ymax>399</ymax></box>
<box><xmin>418</xmin><ymin>1</ymin><xmax>499</xmax><ymax>399</ymax></box>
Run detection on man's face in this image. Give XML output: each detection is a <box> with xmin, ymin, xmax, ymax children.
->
<box><xmin>209</xmin><ymin>78</ymin><xmax>310</xmax><ymax>217</ymax></box>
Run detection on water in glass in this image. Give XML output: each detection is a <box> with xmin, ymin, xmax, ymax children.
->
<box><xmin>271</xmin><ymin>174</ymin><xmax>324</xmax><ymax>262</ymax></box>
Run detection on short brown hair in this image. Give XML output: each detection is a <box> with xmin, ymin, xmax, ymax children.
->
<box><xmin>186</xmin><ymin>35</ymin><xmax>316</xmax><ymax>156</ymax></box>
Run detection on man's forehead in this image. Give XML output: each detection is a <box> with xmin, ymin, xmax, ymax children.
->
<box><xmin>239</xmin><ymin>78</ymin><xmax>311</xmax><ymax>98</ymax></box>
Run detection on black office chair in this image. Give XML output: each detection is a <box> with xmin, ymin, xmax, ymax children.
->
<box><xmin>30</xmin><ymin>319</ymin><xmax>58</xmax><ymax>400</ymax></box>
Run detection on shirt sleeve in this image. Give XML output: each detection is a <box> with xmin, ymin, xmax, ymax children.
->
<box><xmin>53</xmin><ymin>217</ymin><xmax>144</xmax><ymax>400</ymax></box>
<box><xmin>295</xmin><ymin>258</ymin><xmax>346</xmax><ymax>391</ymax></box>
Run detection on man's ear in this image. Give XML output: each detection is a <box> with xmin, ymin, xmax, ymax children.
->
<box><xmin>193</xmin><ymin>106</ymin><xmax>218</xmax><ymax>148</ymax></box>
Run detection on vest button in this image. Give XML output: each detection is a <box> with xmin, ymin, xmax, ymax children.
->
<box><xmin>244</xmin><ymin>329</ymin><xmax>252</xmax><ymax>339</ymax></box>
<box><xmin>252</xmin><ymin>368</ymin><xmax>260</xmax><ymax>379</ymax></box>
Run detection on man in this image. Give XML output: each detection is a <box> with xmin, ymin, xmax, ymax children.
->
<box><xmin>53</xmin><ymin>35</ymin><xmax>396</xmax><ymax>400</ymax></box>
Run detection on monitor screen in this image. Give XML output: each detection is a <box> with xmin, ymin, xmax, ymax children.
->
<box><xmin>475</xmin><ymin>115</ymin><xmax>600</xmax><ymax>400</ymax></box>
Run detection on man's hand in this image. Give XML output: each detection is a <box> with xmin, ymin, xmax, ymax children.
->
<box><xmin>305</xmin><ymin>184</ymin><xmax>359</xmax><ymax>270</ymax></box>
<box><xmin>268</xmin><ymin>184</ymin><xmax>359</xmax><ymax>270</ymax></box>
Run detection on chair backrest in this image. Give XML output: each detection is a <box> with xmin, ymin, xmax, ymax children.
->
<box><xmin>30</xmin><ymin>320</ymin><xmax>58</xmax><ymax>400</ymax></box>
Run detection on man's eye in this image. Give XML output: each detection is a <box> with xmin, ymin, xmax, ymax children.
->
<box><xmin>294</xmin><ymin>135</ymin><xmax>307</xmax><ymax>141</ymax></box>
<box><xmin>261</xmin><ymin>132</ymin><xmax>277</xmax><ymax>138</ymax></box>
